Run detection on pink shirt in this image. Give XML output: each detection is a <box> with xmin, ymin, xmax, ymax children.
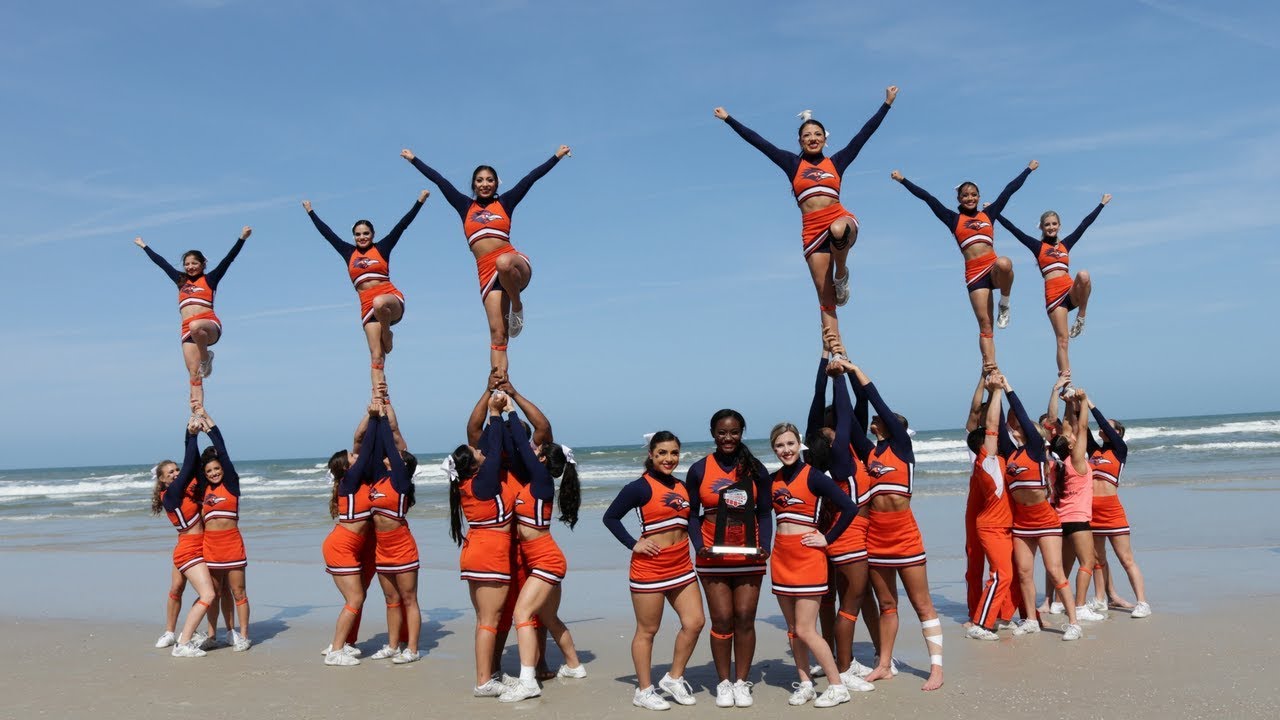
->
<box><xmin>1054</xmin><ymin>459</ymin><xmax>1093</xmax><ymax>523</ymax></box>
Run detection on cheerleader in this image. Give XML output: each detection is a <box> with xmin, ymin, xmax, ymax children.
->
<box><xmin>604</xmin><ymin>431</ymin><xmax>706</xmax><ymax>711</ymax></box>
<box><xmin>195</xmin><ymin>412</ymin><xmax>251</xmax><ymax>651</ymax></box>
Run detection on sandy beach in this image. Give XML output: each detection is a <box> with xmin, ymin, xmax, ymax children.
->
<box><xmin>4</xmin><ymin>482</ymin><xmax>1279</xmax><ymax>719</ymax></box>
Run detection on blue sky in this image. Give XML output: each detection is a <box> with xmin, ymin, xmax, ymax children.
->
<box><xmin>2</xmin><ymin>0</ymin><xmax>1277</xmax><ymax>468</ymax></box>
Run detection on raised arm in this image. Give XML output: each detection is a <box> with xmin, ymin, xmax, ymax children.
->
<box><xmin>829</xmin><ymin>87</ymin><xmax>897</xmax><ymax>173</ymax></box>
<box><xmin>892</xmin><ymin>172</ymin><xmax>958</xmax><ymax>228</ymax></box>
<box><xmin>602</xmin><ymin>479</ymin><xmax>650</xmax><ymax>550</ymax></box>
<box><xmin>715</xmin><ymin>107</ymin><xmax>798</xmax><ymax>175</ymax></box>
<box><xmin>507</xmin><ymin>411</ymin><xmax>553</xmax><ymax>500</ymax></box>
<box><xmin>1069</xmin><ymin>396</ymin><xmax>1091</xmax><ymax>474</ymax></box>
<box><xmin>466</xmin><ymin>382</ymin><xmax>496</xmax><ymax>447</ymax></box>
<box><xmin>136</xmin><ymin>238</ymin><xmax>185</xmax><ymax>285</ymax></box>
<box><xmin>375</xmin><ymin>410</ymin><xmax>412</xmax><ymax>494</ymax></box>
<box><xmin>1061</xmin><ymin>195</ymin><xmax>1110</xmax><ymax>251</ymax></box>
<box><xmin>384</xmin><ymin>401</ymin><xmax>408</xmax><ymax>452</ymax></box>
<box><xmin>500</xmin><ymin>148</ymin><xmax>567</xmax><ymax>213</ymax></box>
<box><xmin>205</xmin><ymin>423</ymin><xmax>240</xmax><ymax>497</ymax></box>
<box><xmin>401</xmin><ymin>149</ymin><xmax>471</xmax><ymax>216</ymax></box>
<box><xmin>966</xmin><ymin>371</ymin><xmax>988</xmax><ymax>433</ymax></box>
<box><xmin>375</xmin><ymin>191</ymin><xmax>429</xmax><ymax>256</ymax></box>
<box><xmin>983</xmin><ymin>379</ymin><xmax>1004</xmax><ymax>456</ymax></box>
<box><xmin>829</xmin><ymin>368</ymin><xmax>855</xmax><ymax>481</ymax></box>
<box><xmin>500</xmin><ymin>378</ymin><xmax>552</xmax><ymax>446</ymax></box>
<box><xmin>984</xmin><ymin>160</ymin><xmax>1038</xmax><ymax>216</ymax></box>
<box><xmin>1004</xmin><ymin>380</ymin><xmax>1046</xmax><ymax>462</ymax></box>
<box><xmin>471</xmin><ymin>421</ymin><xmax>504</xmax><ymax>501</ymax></box>
<box><xmin>805</xmin><ymin>352</ymin><xmax>830</xmax><ymax>442</ymax></box>
<box><xmin>205</xmin><ymin>227</ymin><xmax>252</xmax><ymax>288</ymax></box>
<box><xmin>302</xmin><ymin>202</ymin><xmax>356</xmax><ymax>260</ymax></box>
<box><xmin>341</xmin><ymin>408</ymin><xmax>382</xmax><ymax>494</ymax></box>
<box><xmin>164</xmin><ymin>426</ymin><xmax>201</xmax><ymax>510</ymax></box>
<box><xmin>1047</xmin><ymin>373</ymin><xmax>1070</xmax><ymax>429</ymax></box>
<box><xmin>1088</xmin><ymin>399</ymin><xmax>1128</xmax><ymax>462</ymax></box>
<box><xmin>991</xmin><ymin>213</ymin><xmax>1042</xmax><ymax>254</ymax></box>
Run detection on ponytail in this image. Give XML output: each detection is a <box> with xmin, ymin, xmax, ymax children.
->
<box><xmin>150</xmin><ymin>460</ymin><xmax>177</xmax><ymax>515</ymax></box>
<box><xmin>544</xmin><ymin>443</ymin><xmax>580</xmax><ymax>530</ymax></box>
<box><xmin>327</xmin><ymin>449</ymin><xmax>349</xmax><ymax>520</ymax></box>
<box><xmin>401</xmin><ymin>450</ymin><xmax>418</xmax><ymax>511</ymax></box>
<box><xmin>448</xmin><ymin>445</ymin><xmax>478</xmax><ymax>547</ymax></box>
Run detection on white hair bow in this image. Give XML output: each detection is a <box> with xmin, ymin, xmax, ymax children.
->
<box><xmin>797</xmin><ymin>109</ymin><xmax>813</xmax><ymax>121</ymax></box>
<box><xmin>906</xmin><ymin>428</ymin><xmax>917</xmax><ymax>438</ymax></box>
<box><xmin>561</xmin><ymin>445</ymin><xmax>577</xmax><ymax>466</ymax></box>
<box><xmin>441</xmin><ymin>455</ymin><xmax>459</xmax><ymax>482</ymax></box>
<box><xmin>642</xmin><ymin>432</ymin><xmax>656</xmax><ymax>447</ymax></box>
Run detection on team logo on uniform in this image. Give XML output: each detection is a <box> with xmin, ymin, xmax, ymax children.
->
<box><xmin>353</xmin><ymin>257</ymin><xmax>382</xmax><ymax>268</ymax></box>
<box><xmin>203</xmin><ymin>495</ymin><xmax>226</xmax><ymax>506</ymax></box>
<box><xmin>470</xmin><ymin>209</ymin><xmax>504</xmax><ymax>224</ymax></box>
<box><xmin>709</xmin><ymin>477</ymin><xmax>735</xmax><ymax>495</ymax></box>
<box><xmin>801</xmin><ymin>167</ymin><xmax>836</xmax><ymax>181</ymax></box>
<box><xmin>1089</xmin><ymin>456</ymin><xmax>1111</xmax><ymax>467</ymax></box>
<box><xmin>1006</xmin><ymin>462</ymin><xmax>1028</xmax><ymax>477</ymax></box>
<box><xmin>867</xmin><ymin>461</ymin><xmax>897</xmax><ymax>478</ymax></box>
<box><xmin>772</xmin><ymin>488</ymin><xmax>804</xmax><ymax>508</ymax></box>
<box><xmin>180</xmin><ymin>283</ymin><xmax>205</xmax><ymax>294</ymax></box>
<box><xmin>661</xmin><ymin>492</ymin><xmax>690</xmax><ymax>511</ymax></box>
<box><xmin>721</xmin><ymin>488</ymin><xmax>748</xmax><ymax>509</ymax></box>
<box><xmin>964</xmin><ymin>219</ymin><xmax>991</xmax><ymax>231</ymax></box>
<box><xmin>1044</xmin><ymin>246</ymin><xmax>1069</xmax><ymax>259</ymax></box>
<box><xmin>368</xmin><ymin>487</ymin><xmax>386</xmax><ymax>500</ymax></box>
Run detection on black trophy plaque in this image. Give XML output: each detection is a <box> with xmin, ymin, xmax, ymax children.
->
<box><xmin>710</xmin><ymin>477</ymin><xmax>760</xmax><ymax>555</ymax></box>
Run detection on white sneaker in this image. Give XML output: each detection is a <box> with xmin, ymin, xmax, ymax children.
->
<box><xmin>997</xmin><ymin>302</ymin><xmax>1011</xmax><ymax>329</ymax></box>
<box><xmin>813</xmin><ymin>684</ymin><xmax>851</xmax><ymax>708</ymax></box>
<box><xmin>1131</xmin><ymin>602</ymin><xmax>1152</xmax><ymax>619</ymax></box>
<box><xmin>155</xmin><ymin>631</ymin><xmax>176</xmax><ymax>648</ymax></box>
<box><xmin>1062</xmin><ymin>623</ymin><xmax>1083</xmax><ymax>641</ymax></box>
<box><xmin>474</xmin><ymin>679</ymin><xmax>506</xmax><ymax>697</ymax></box>
<box><xmin>714</xmin><ymin>680</ymin><xmax>735</xmax><ymax>708</ymax></box>
<box><xmin>323</xmin><ymin>650</ymin><xmax>360</xmax><ymax>666</ymax></box>
<box><xmin>658</xmin><ymin>673</ymin><xmax>696</xmax><ymax>706</ymax></box>
<box><xmin>848</xmin><ymin>659</ymin><xmax>874</xmax><ymax>678</ymax></box>
<box><xmin>788</xmin><ymin>681</ymin><xmax>817</xmax><ymax>706</ymax></box>
<box><xmin>497</xmin><ymin>680</ymin><xmax>541</xmax><ymax>703</ymax></box>
<box><xmin>732</xmin><ymin>680</ymin><xmax>753</xmax><ymax>708</ymax></box>
<box><xmin>392</xmin><ymin>648</ymin><xmax>421</xmax><ymax>664</ymax></box>
<box><xmin>370</xmin><ymin>644</ymin><xmax>400</xmax><ymax>660</ymax></box>
<box><xmin>1049</xmin><ymin>602</ymin><xmax>1065</xmax><ymax>615</ymax></box>
<box><xmin>833</xmin><ymin>271</ymin><xmax>851</xmax><ymax>307</ymax></box>
<box><xmin>507</xmin><ymin>309</ymin><xmax>524</xmax><ymax>339</ymax></box>
<box><xmin>995</xmin><ymin>619</ymin><xmax>1018</xmax><ymax>631</ymax></box>
<box><xmin>499</xmin><ymin>673</ymin><xmax>521</xmax><ymax>688</ymax></box>
<box><xmin>808</xmin><ymin>663</ymin><xmax>826</xmax><ymax>678</ymax></box>
<box><xmin>231</xmin><ymin>630</ymin><xmax>251</xmax><ymax>652</ymax></box>
<box><xmin>1013</xmin><ymin>619</ymin><xmax>1042</xmax><ymax>635</ymax></box>
<box><xmin>320</xmin><ymin>643</ymin><xmax>362</xmax><ymax>657</ymax></box>
<box><xmin>633</xmin><ymin>686</ymin><xmax>671</xmax><ymax>711</ymax></box>
<box><xmin>967</xmin><ymin>625</ymin><xmax>999</xmax><ymax>641</ymax></box>
<box><xmin>190</xmin><ymin>630</ymin><xmax>210</xmax><ymax>650</ymax></box>
<box><xmin>1069</xmin><ymin>315</ymin><xmax>1086</xmax><ymax>338</ymax></box>
<box><xmin>200</xmin><ymin>351</ymin><xmax>215</xmax><ymax>378</ymax></box>
<box><xmin>1076</xmin><ymin>605</ymin><xmax>1107</xmax><ymax>622</ymax></box>
<box><xmin>839</xmin><ymin>669</ymin><xmax>875</xmax><ymax>693</ymax></box>
<box><xmin>1086</xmin><ymin>597</ymin><xmax>1107</xmax><ymax>613</ymax></box>
<box><xmin>557</xmin><ymin>663</ymin><xmax>587</xmax><ymax>679</ymax></box>
<box><xmin>171</xmin><ymin>641</ymin><xmax>206</xmax><ymax>658</ymax></box>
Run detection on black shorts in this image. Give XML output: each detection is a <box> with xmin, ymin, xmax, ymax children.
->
<box><xmin>1061</xmin><ymin>521</ymin><xmax>1091</xmax><ymax>536</ymax></box>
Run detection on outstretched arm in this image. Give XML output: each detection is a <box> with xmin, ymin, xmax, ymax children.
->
<box><xmin>829</xmin><ymin>86</ymin><xmax>897</xmax><ymax>173</ymax></box>
<box><xmin>1005</xmin><ymin>382</ymin><xmax>1046</xmax><ymax>462</ymax></box>
<box><xmin>466</xmin><ymin>382</ymin><xmax>495</xmax><ymax>447</ymax></box>
<box><xmin>1088</xmin><ymin>399</ymin><xmax>1128</xmax><ymax>462</ymax></box>
<box><xmin>375</xmin><ymin>190</ymin><xmax>429</xmax><ymax>257</ymax></box>
<box><xmin>892</xmin><ymin>172</ymin><xmax>958</xmax><ymax>228</ymax></box>
<box><xmin>805</xmin><ymin>352</ymin><xmax>830</xmax><ymax>442</ymax></box>
<box><xmin>830</xmin><ymin>367</ymin><xmax>855</xmax><ymax>481</ymax></box>
<box><xmin>983</xmin><ymin>380</ymin><xmax>1004</xmax><ymax>456</ymax></box>
<box><xmin>472</xmin><ymin>421</ymin><xmax>504</xmax><ymax>501</ymax></box>
<box><xmin>508</xmin><ymin>411</ymin><xmax>553</xmax><ymax>500</ymax></box>
<box><xmin>1061</xmin><ymin>195</ymin><xmax>1110</xmax><ymax>251</ymax></box>
<box><xmin>302</xmin><ymin>202</ymin><xmax>356</xmax><ymax>260</ymax></box>
<box><xmin>375</xmin><ymin>409</ymin><xmax>411</xmax><ymax>493</ymax></box>
<box><xmin>1069</xmin><ymin>395</ymin><xmax>1091</xmax><ymax>473</ymax></box>
<box><xmin>501</xmin><ymin>147</ymin><xmax>569</xmax><ymax>213</ymax></box>
<box><xmin>966</xmin><ymin>371</ymin><xmax>988</xmax><ymax>432</ymax></box>
<box><xmin>401</xmin><ymin>149</ymin><xmax>471</xmax><ymax>216</ymax></box>
<box><xmin>205</xmin><ymin>227</ymin><xmax>252</xmax><ymax>288</ymax></box>
<box><xmin>342</xmin><ymin>409</ymin><xmax>380</xmax><ymax>494</ymax></box>
<box><xmin>500</xmin><ymin>378</ymin><xmax>552</xmax><ymax>446</ymax></box>
<box><xmin>163</xmin><ymin>426</ymin><xmax>201</xmax><ymax>511</ymax></box>
<box><xmin>715</xmin><ymin>107</ymin><xmax>798</xmax><ymax>175</ymax></box>
<box><xmin>205</xmin><ymin>423</ymin><xmax>240</xmax><ymax>497</ymax></box>
<box><xmin>985</xmin><ymin>160</ymin><xmax>1039</xmax><ymax>216</ymax></box>
<box><xmin>136</xmin><ymin>238</ymin><xmax>185</xmax><ymax>285</ymax></box>
<box><xmin>991</xmin><ymin>213</ymin><xmax>1041</xmax><ymax>254</ymax></box>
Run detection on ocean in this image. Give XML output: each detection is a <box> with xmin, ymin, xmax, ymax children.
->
<box><xmin>2</xmin><ymin>412</ymin><xmax>1276</xmax><ymax>551</ymax></box>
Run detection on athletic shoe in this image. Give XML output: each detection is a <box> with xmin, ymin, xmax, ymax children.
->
<box><xmin>1049</xmin><ymin>602</ymin><xmax>1065</xmax><ymax>615</ymax></box>
<box><xmin>813</xmin><ymin>684</ymin><xmax>851</xmax><ymax>708</ymax></box>
<box><xmin>1069</xmin><ymin>315</ymin><xmax>1086</xmax><ymax>338</ymax></box>
<box><xmin>1130</xmin><ymin>602</ymin><xmax>1152</xmax><ymax>619</ymax></box>
<box><xmin>320</xmin><ymin>643</ymin><xmax>362</xmax><ymax>657</ymax></box>
<box><xmin>507</xmin><ymin>309</ymin><xmax>524</xmax><ymax>339</ymax></box>
<box><xmin>833</xmin><ymin>271</ymin><xmax>851</xmax><ymax>307</ymax></box>
<box><xmin>633</xmin><ymin>686</ymin><xmax>671</xmax><ymax>711</ymax></box>
<box><xmin>200</xmin><ymin>351</ymin><xmax>215</xmax><ymax>379</ymax></box>
<box><xmin>996</xmin><ymin>619</ymin><xmax>1019</xmax><ymax>631</ymax></box>
<box><xmin>1086</xmin><ymin>597</ymin><xmax>1108</xmax><ymax>614</ymax></box>
<box><xmin>847</xmin><ymin>659</ymin><xmax>874</xmax><ymax>679</ymax></box>
<box><xmin>1013</xmin><ymin>619</ymin><xmax>1042</xmax><ymax>636</ymax></box>
<box><xmin>1061</xmin><ymin>623</ymin><xmax>1083</xmax><ymax>641</ymax></box>
<box><xmin>658</xmin><ymin>673</ymin><xmax>696</xmax><ymax>706</ymax></box>
<box><xmin>808</xmin><ymin>663</ymin><xmax>826</xmax><ymax>678</ymax></box>
<box><xmin>154</xmin><ymin>631</ymin><xmax>176</xmax><ymax>648</ymax></box>
<box><xmin>231</xmin><ymin>630</ymin><xmax>251</xmax><ymax>652</ymax></box>
<box><xmin>997</xmin><ymin>303</ymin><xmax>1011</xmax><ymax>329</ymax></box>
<box><xmin>788</xmin><ymin>681</ymin><xmax>817</xmax><ymax>706</ymax></box>
<box><xmin>557</xmin><ymin>663</ymin><xmax>587</xmax><ymax>679</ymax></box>
<box><xmin>497</xmin><ymin>680</ymin><xmax>541</xmax><ymax>703</ymax></box>
<box><xmin>967</xmin><ymin>625</ymin><xmax>1000</xmax><ymax>641</ymax></box>
<box><xmin>171</xmin><ymin>641</ymin><xmax>207</xmax><ymax>658</ymax></box>
<box><xmin>474</xmin><ymin>679</ymin><xmax>506</xmax><ymax>697</ymax></box>
<box><xmin>839</xmin><ymin>670</ymin><xmax>875</xmax><ymax>693</ymax></box>
<box><xmin>370</xmin><ymin>644</ymin><xmax>400</xmax><ymax>660</ymax></box>
<box><xmin>392</xmin><ymin>648</ymin><xmax>421</xmax><ymax>664</ymax></box>
<box><xmin>499</xmin><ymin>673</ymin><xmax>521</xmax><ymax>688</ymax></box>
<box><xmin>323</xmin><ymin>650</ymin><xmax>359</xmax><ymax>666</ymax></box>
<box><xmin>732</xmin><ymin>680</ymin><xmax>753</xmax><ymax>708</ymax></box>
<box><xmin>714</xmin><ymin>680</ymin><xmax>735</xmax><ymax>708</ymax></box>
<box><xmin>1076</xmin><ymin>605</ymin><xmax>1107</xmax><ymax>622</ymax></box>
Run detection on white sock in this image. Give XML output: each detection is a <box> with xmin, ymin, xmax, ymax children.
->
<box><xmin>999</xmin><ymin>293</ymin><xmax>1010</xmax><ymax>307</ymax></box>
<box><xmin>520</xmin><ymin>665</ymin><xmax>536</xmax><ymax>683</ymax></box>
